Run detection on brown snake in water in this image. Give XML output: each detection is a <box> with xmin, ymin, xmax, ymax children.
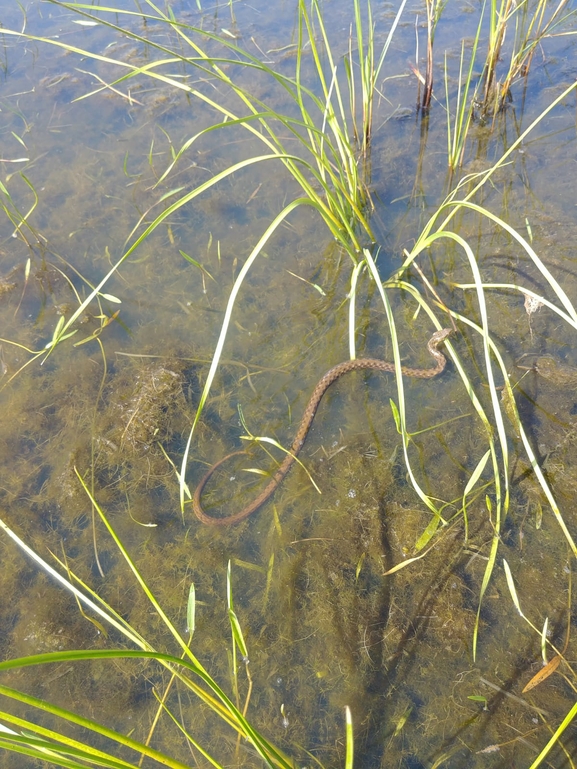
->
<box><xmin>193</xmin><ymin>327</ymin><xmax>453</xmax><ymax>526</ymax></box>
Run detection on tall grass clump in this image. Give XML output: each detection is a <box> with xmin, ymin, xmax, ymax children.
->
<box><xmin>433</xmin><ymin>0</ymin><xmax>574</xmax><ymax>167</ymax></box>
<box><xmin>480</xmin><ymin>0</ymin><xmax>574</xmax><ymax>117</ymax></box>
<box><xmin>52</xmin><ymin>0</ymin><xmax>405</xmax><ymax>252</ymax></box>
<box><xmin>0</xmin><ymin>0</ymin><xmax>410</xmax><ymax>501</ymax></box>
<box><xmin>396</xmin><ymin>76</ymin><xmax>577</xmax><ymax>657</ymax></box>
<box><xmin>0</xmin><ymin>488</ymin><xmax>298</xmax><ymax>769</ymax></box>
<box><xmin>444</xmin><ymin>10</ymin><xmax>484</xmax><ymax>171</ymax></box>
<box><xmin>421</xmin><ymin>0</ymin><xmax>447</xmax><ymax>112</ymax></box>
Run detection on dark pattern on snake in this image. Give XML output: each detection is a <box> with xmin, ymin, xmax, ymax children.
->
<box><xmin>193</xmin><ymin>328</ymin><xmax>453</xmax><ymax>526</ymax></box>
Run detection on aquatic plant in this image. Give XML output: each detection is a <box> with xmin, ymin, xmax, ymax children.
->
<box><xmin>444</xmin><ymin>20</ymin><xmax>483</xmax><ymax>172</ymax></box>
<box><xmin>397</xmin><ymin>76</ymin><xmax>577</xmax><ymax>653</ymax></box>
<box><xmin>0</xmin><ymin>0</ymin><xmax>412</xmax><ymax>504</ymax></box>
<box><xmin>438</xmin><ymin>0</ymin><xmax>575</xmax><ymax>166</ymax></box>
<box><xmin>0</xmin><ymin>0</ymin><xmax>577</xmax><ymax>766</ymax></box>
<box><xmin>2</xmin><ymin>0</ymin><xmax>576</xmax><ymax>546</ymax></box>
<box><xmin>502</xmin><ymin>560</ymin><xmax>577</xmax><ymax>767</ymax></box>
<box><xmin>0</xmin><ymin>494</ymin><xmax>298</xmax><ymax>769</ymax></box>
<box><xmin>480</xmin><ymin>0</ymin><xmax>574</xmax><ymax>117</ymax></box>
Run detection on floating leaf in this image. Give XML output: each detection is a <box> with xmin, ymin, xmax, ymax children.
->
<box><xmin>522</xmin><ymin>655</ymin><xmax>561</xmax><ymax>693</ymax></box>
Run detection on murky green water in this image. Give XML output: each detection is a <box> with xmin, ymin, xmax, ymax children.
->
<box><xmin>0</xmin><ymin>0</ymin><xmax>577</xmax><ymax>766</ymax></box>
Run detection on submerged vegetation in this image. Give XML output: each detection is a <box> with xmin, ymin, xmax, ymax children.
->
<box><xmin>0</xmin><ymin>0</ymin><xmax>576</xmax><ymax>766</ymax></box>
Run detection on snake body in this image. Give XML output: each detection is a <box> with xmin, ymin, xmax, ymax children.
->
<box><xmin>193</xmin><ymin>328</ymin><xmax>452</xmax><ymax>526</ymax></box>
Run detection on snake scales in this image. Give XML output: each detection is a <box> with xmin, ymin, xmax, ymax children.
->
<box><xmin>193</xmin><ymin>328</ymin><xmax>453</xmax><ymax>526</ymax></box>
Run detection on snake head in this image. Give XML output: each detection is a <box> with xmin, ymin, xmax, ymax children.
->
<box><xmin>430</xmin><ymin>328</ymin><xmax>453</xmax><ymax>346</ymax></box>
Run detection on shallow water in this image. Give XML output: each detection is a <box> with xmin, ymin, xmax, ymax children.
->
<box><xmin>0</xmin><ymin>0</ymin><xmax>577</xmax><ymax>767</ymax></box>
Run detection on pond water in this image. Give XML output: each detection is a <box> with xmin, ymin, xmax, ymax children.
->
<box><xmin>0</xmin><ymin>0</ymin><xmax>577</xmax><ymax>767</ymax></box>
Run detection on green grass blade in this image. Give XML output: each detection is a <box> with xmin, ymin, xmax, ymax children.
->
<box><xmin>502</xmin><ymin>559</ymin><xmax>523</xmax><ymax>616</ymax></box>
<box><xmin>0</xmin><ymin>740</ymin><xmax>100</xmax><ymax>769</ymax></box>
<box><xmin>180</xmin><ymin>200</ymin><xmax>305</xmax><ymax>511</ymax></box>
<box><xmin>344</xmin><ymin>706</ymin><xmax>354</xmax><ymax>769</ymax></box>
<box><xmin>151</xmin><ymin>697</ymin><xmax>225</xmax><ymax>769</ymax></box>
<box><xmin>0</xmin><ymin>730</ymin><xmax>138</xmax><ymax>769</ymax></box>
<box><xmin>0</xmin><ymin>680</ymin><xmax>193</xmax><ymax>769</ymax></box>
<box><xmin>0</xmin><ymin>515</ymin><xmax>146</xmax><ymax>649</ymax></box>
<box><xmin>363</xmin><ymin>249</ymin><xmax>447</xmax><ymax>521</ymax></box>
<box><xmin>227</xmin><ymin>561</ymin><xmax>248</xmax><ymax>660</ymax></box>
<box><xmin>450</xmin><ymin>201</ymin><xmax>577</xmax><ymax>326</ymax></box>
<box><xmin>73</xmin><ymin>470</ymin><xmax>206</xmax><ymax>668</ymax></box>
<box><xmin>462</xmin><ymin>450</ymin><xmax>491</xmax><ymax>541</ymax></box>
<box><xmin>528</xmin><ymin>701</ymin><xmax>577</xmax><ymax>769</ymax></box>
<box><xmin>453</xmin><ymin>282</ymin><xmax>577</xmax><ymax>330</ymax></box>
<box><xmin>348</xmin><ymin>261</ymin><xmax>366</xmax><ymax>360</ymax></box>
<box><xmin>0</xmin><ymin>650</ymin><xmax>295</xmax><ymax>769</ymax></box>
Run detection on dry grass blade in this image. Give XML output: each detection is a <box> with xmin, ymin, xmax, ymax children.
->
<box><xmin>522</xmin><ymin>655</ymin><xmax>561</xmax><ymax>693</ymax></box>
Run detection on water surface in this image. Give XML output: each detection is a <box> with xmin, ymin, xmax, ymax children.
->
<box><xmin>0</xmin><ymin>1</ymin><xmax>576</xmax><ymax>767</ymax></box>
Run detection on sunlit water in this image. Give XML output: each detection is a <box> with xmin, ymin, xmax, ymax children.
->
<box><xmin>0</xmin><ymin>0</ymin><xmax>576</xmax><ymax>766</ymax></box>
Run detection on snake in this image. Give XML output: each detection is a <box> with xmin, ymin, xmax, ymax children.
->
<box><xmin>193</xmin><ymin>327</ymin><xmax>453</xmax><ymax>526</ymax></box>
